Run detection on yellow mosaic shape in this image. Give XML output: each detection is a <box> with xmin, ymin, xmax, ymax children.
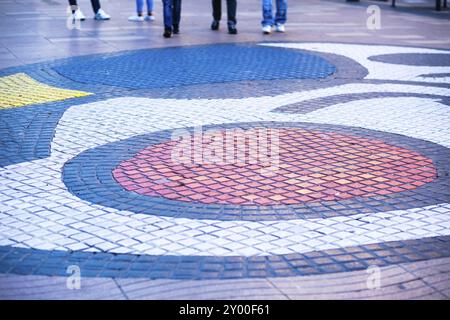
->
<box><xmin>0</xmin><ymin>73</ymin><xmax>92</xmax><ymax>109</ymax></box>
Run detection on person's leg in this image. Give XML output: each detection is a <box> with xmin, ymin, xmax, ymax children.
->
<box><xmin>173</xmin><ymin>0</ymin><xmax>181</xmax><ymax>27</ymax></box>
<box><xmin>130</xmin><ymin>0</ymin><xmax>145</xmax><ymax>21</ymax></box>
<box><xmin>162</xmin><ymin>0</ymin><xmax>173</xmax><ymax>28</ymax></box>
<box><xmin>262</xmin><ymin>0</ymin><xmax>274</xmax><ymax>26</ymax></box>
<box><xmin>162</xmin><ymin>0</ymin><xmax>173</xmax><ymax>36</ymax></box>
<box><xmin>90</xmin><ymin>0</ymin><xmax>101</xmax><ymax>14</ymax></box>
<box><xmin>212</xmin><ymin>0</ymin><xmax>222</xmax><ymax>22</ymax></box>
<box><xmin>172</xmin><ymin>0</ymin><xmax>181</xmax><ymax>33</ymax></box>
<box><xmin>225</xmin><ymin>0</ymin><xmax>237</xmax><ymax>33</ymax></box>
<box><xmin>68</xmin><ymin>0</ymin><xmax>77</xmax><ymax>13</ymax></box>
<box><xmin>92</xmin><ymin>0</ymin><xmax>110</xmax><ymax>19</ymax></box>
<box><xmin>136</xmin><ymin>0</ymin><xmax>144</xmax><ymax>15</ymax></box>
<box><xmin>146</xmin><ymin>0</ymin><xmax>154</xmax><ymax>14</ymax></box>
<box><xmin>275</xmin><ymin>0</ymin><xmax>287</xmax><ymax>25</ymax></box>
<box><xmin>226</xmin><ymin>0</ymin><xmax>236</xmax><ymax>24</ymax></box>
<box><xmin>130</xmin><ymin>0</ymin><xmax>146</xmax><ymax>21</ymax></box>
<box><xmin>69</xmin><ymin>0</ymin><xmax>86</xmax><ymax>20</ymax></box>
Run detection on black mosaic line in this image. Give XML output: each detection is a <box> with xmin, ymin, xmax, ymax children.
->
<box><xmin>273</xmin><ymin>92</ymin><xmax>450</xmax><ymax>114</ymax></box>
<box><xmin>369</xmin><ymin>53</ymin><xmax>450</xmax><ymax>67</ymax></box>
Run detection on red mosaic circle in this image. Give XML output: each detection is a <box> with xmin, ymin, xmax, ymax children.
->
<box><xmin>112</xmin><ymin>128</ymin><xmax>437</xmax><ymax>205</ymax></box>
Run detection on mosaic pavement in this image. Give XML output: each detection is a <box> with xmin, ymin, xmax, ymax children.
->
<box><xmin>0</xmin><ymin>39</ymin><xmax>449</xmax><ymax>283</ymax></box>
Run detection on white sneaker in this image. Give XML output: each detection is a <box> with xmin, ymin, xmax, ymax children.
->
<box><xmin>262</xmin><ymin>25</ymin><xmax>272</xmax><ymax>34</ymax></box>
<box><xmin>94</xmin><ymin>9</ymin><xmax>111</xmax><ymax>20</ymax></box>
<box><xmin>275</xmin><ymin>24</ymin><xmax>285</xmax><ymax>33</ymax></box>
<box><xmin>128</xmin><ymin>15</ymin><xmax>144</xmax><ymax>22</ymax></box>
<box><xmin>145</xmin><ymin>15</ymin><xmax>155</xmax><ymax>22</ymax></box>
<box><xmin>72</xmin><ymin>9</ymin><xmax>86</xmax><ymax>21</ymax></box>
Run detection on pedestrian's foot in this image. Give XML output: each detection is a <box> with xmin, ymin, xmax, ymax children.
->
<box><xmin>145</xmin><ymin>14</ymin><xmax>155</xmax><ymax>21</ymax></box>
<box><xmin>173</xmin><ymin>24</ymin><xmax>180</xmax><ymax>34</ymax></box>
<box><xmin>163</xmin><ymin>27</ymin><xmax>172</xmax><ymax>38</ymax></box>
<box><xmin>211</xmin><ymin>20</ymin><xmax>220</xmax><ymax>31</ymax></box>
<box><xmin>262</xmin><ymin>25</ymin><xmax>272</xmax><ymax>34</ymax></box>
<box><xmin>128</xmin><ymin>15</ymin><xmax>144</xmax><ymax>22</ymax></box>
<box><xmin>94</xmin><ymin>9</ymin><xmax>111</xmax><ymax>20</ymax></box>
<box><xmin>228</xmin><ymin>23</ymin><xmax>237</xmax><ymax>35</ymax></box>
<box><xmin>72</xmin><ymin>9</ymin><xmax>86</xmax><ymax>21</ymax></box>
<box><xmin>275</xmin><ymin>23</ymin><xmax>285</xmax><ymax>33</ymax></box>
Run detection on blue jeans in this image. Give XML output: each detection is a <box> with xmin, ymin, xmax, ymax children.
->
<box><xmin>262</xmin><ymin>0</ymin><xmax>287</xmax><ymax>26</ymax></box>
<box><xmin>136</xmin><ymin>0</ymin><xmax>154</xmax><ymax>14</ymax></box>
<box><xmin>162</xmin><ymin>0</ymin><xmax>181</xmax><ymax>28</ymax></box>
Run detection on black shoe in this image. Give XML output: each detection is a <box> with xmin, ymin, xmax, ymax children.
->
<box><xmin>163</xmin><ymin>27</ymin><xmax>172</xmax><ymax>38</ymax></box>
<box><xmin>211</xmin><ymin>20</ymin><xmax>219</xmax><ymax>31</ymax></box>
<box><xmin>228</xmin><ymin>23</ymin><xmax>237</xmax><ymax>35</ymax></box>
<box><xmin>173</xmin><ymin>24</ymin><xmax>180</xmax><ymax>34</ymax></box>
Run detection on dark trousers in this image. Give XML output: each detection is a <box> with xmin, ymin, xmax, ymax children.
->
<box><xmin>68</xmin><ymin>0</ymin><xmax>101</xmax><ymax>14</ymax></box>
<box><xmin>162</xmin><ymin>0</ymin><xmax>182</xmax><ymax>29</ymax></box>
<box><xmin>212</xmin><ymin>0</ymin><xmax>237</xmax><ymax>24</ymax></box>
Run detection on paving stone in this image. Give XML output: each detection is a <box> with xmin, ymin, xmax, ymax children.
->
<box><xmin>4</xmin><ymin>257</ymin><xmax>448</xmax><ymax>299</ymax></box>
<box><xmin>0</xmin><ymin>0</ymin><xmax>450</xmax><ymax>289</ymax></box>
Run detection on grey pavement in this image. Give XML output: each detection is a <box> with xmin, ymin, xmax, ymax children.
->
<box><xmin>1</xmin><ymin>257</ymin><xmax>449</xmax><ymax>299</ymax></box>
<box><xmin>0</xmin><ymin>0</ymin><xmax>449</xmax><ymax>69</ymax></box>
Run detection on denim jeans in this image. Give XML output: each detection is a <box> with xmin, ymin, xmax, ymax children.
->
<box><xmin>136</xmin><ymin>0</ymin><xmax>154</xmax><ymax>14</ymax></box>
<box><xmin>212</xmin><ymin>0</ymin><xmax>237</xmax><ymax>25</ymax></box>
<box><xmin>262</xmin><ymin>0</ymin><xmax>287</xmax><ymax>26</ymax></box>
<box><xmin>162</xmin><ymin>0</ymin><xmax>181</xmax><ymax>28</ymax></box>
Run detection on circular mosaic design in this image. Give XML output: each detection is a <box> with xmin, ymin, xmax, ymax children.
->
<box><xmin>52</xmin><ymin>44</ymin><xmax>336</xmax><ymax>89</ymax></box>
<box><xmin>63</xmin><ymin>122</ymin><xmax>450</xmax><ymax>221</ymax></box>
<box><xmin>113</xmin><ymin>128</ymin><xmax>436</xmax><ymax>206</ymax></box>
<box><xmin>2</xmin><ymin>41</ymin><xmax>450</xmax><ymax>282</ymax></box>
